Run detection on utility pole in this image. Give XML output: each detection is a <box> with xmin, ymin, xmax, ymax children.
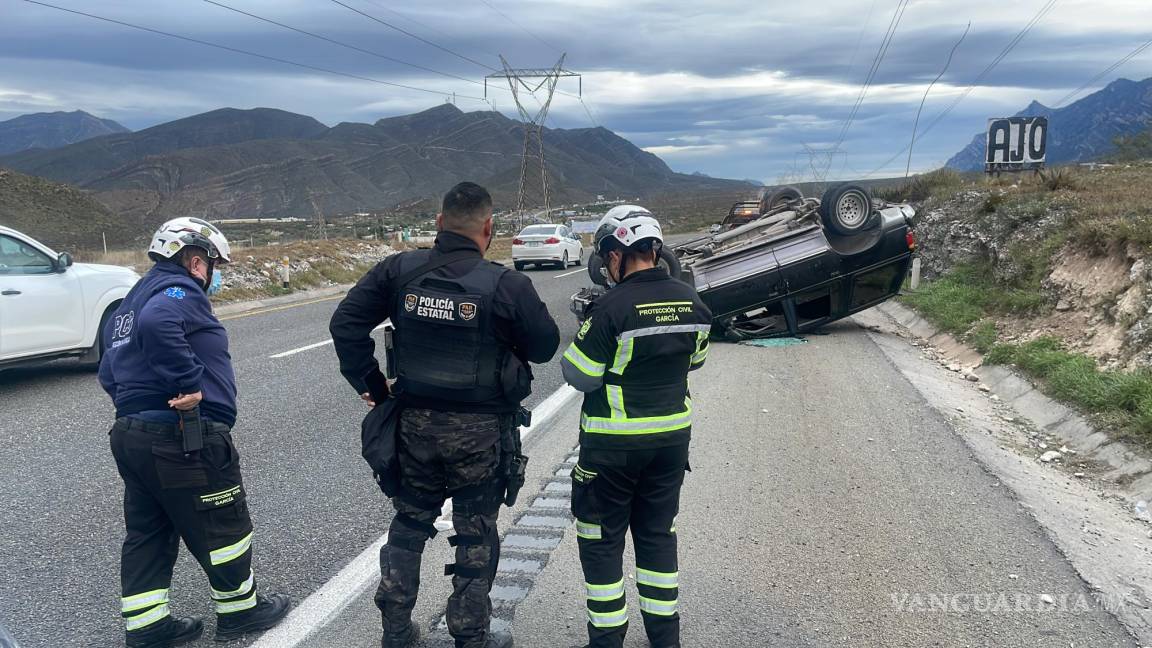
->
<box><xmin>486</xmin><ymin>54</ymin><xmax>580</xmax><ymax>230</ymax></box>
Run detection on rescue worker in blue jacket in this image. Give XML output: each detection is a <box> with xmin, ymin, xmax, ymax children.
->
<box><xmin>98</xmin><ymin>218</ymin><xmax>289</xmax><ymax>647</ymax></box>
<box><xmin>561</xmin><ymin>206</ymin><xmax>712</xmax><ymax>648</ymax></box>
<box><xmin>330</xmin><ymin>182</ymin><xmax>560</xmax><ymax>648</ymax></box>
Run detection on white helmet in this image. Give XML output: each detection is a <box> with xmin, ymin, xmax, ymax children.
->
<box><xmin>148</xmin><ymin>217</ymin><xmax>232</xmax><ymax>264</ymax></box>
<box><xmin>593</xmin><ymin>205</ymin><xmax>663</xmax><ymax>257</ymax></box>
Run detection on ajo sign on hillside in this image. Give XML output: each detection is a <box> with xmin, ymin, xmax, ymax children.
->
<box><xmin>985</xmin><ymin>116</ymin><xmax>1048</xmax><ymax>173</ymax></box>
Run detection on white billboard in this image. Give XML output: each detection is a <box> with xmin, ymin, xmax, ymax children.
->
<box><xmin>985</xmin><ymin>116</ymin><xmax>1048</xmax><ymax>172</ymax></box>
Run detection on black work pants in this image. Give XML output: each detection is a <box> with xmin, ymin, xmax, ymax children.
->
<box><xmin>572</xmin><ymin>442</ymin><xmax>689</xmax><ymax>648</ymax></box>
<box><xmin>109</xmin><ymin>417</ymin><xmax>257</xmax><ymax>632</ymax></box>
<box><xmin>374</xmin><ymin>409</ymin><xmax>506</xmax><ymax>648</ymax></box>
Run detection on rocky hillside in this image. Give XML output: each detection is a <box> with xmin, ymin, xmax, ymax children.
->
<box><xmin>0</xmin><ymin>166</ymin><xmax>136</xmax><ymax>251</ymax></box>
<box><xmin>946</xmin><ymin>77</ymin><xmax>1152</xmax><ymax>171</ymax></box>
<box><xmin>0</xmin><ymin>104</ymin><xmax>752</xmax><ymax>222</ymax></box>
<box><xmin>904</xmin><ymin>164</ymin><xmax>1152</xmax><ymax>371</ymax></box>
<box><xmin>0</xmin><ymin>110</ymin><xmax>129</xmax><ymax>156</ymax></box>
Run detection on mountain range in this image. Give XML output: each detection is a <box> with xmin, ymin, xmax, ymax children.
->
<box><xmin>0</xmin><ymin>104</ymin><xmax>751</xmax><ymax>222</ymax></box>
<box><xmin>946</xmin><ymin>77</ymin><xmax>1152</xmax><ymax>171</ymax></box>
<box><xmin>0</xmin><ymin>110</ymin><xmax>129</xmax><ymax>156</ymax></box>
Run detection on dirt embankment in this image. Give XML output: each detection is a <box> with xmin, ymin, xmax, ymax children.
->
<box><xmin>909</xmin><ymin>165</ymin><xmax>1152</xmax><ymax>371</ymax></box>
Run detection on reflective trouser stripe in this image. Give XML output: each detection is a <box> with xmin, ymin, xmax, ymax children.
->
<box><xmin>639</xmin><ymin>596</ymin><xmax>679</xmax><ymax>616</ymax></box>
<box><xmin>211</xmin><ymin>571</ymin><xmax>255</xmax><ymax>601</ymax></box>
<box><xmin>125</xmin><ymin>603</ymin><xmax>170</xmax><ymax>631</ymax></box>
<box><xmin>216</xmin><ymin>591</ymin><xmax>258</xmax><ymax>614</ymax></box>
<box><xmin>576</xmin><ymin>520</ymin><xmax>603</xmax><ymax>540</ymax></box>
<box><xmin>605</xmin><ymin>385</ymin><xmax>626</xmax><ymax>420</ymax></box>
<box><xmin>121</xmin><ymin>588</ymin><xmax>169</xmax><ymax>613</ymax></box>
<box><xmin>636</xmin><ymin>568</ymin><xmax>678</xmax><ymax>588</ymax></box>
<box><xmin>585</xmin><ymin>580</ymin><xmax>624</xmax><ymax>601</ymax></box>
<box><xmin>587</xmin><ymin>604</ymin><xmax>628</xmax><ymax>628</ymax></box>
<box><xmin>210</xmin><ymin>531</ymin><xmax>253</xmax><ymax>566</ymax></box>
<box><xmin>563</xmin><ymin>344</ymin><xmax>606</xmax><ymax>377</ymax></box>
<box><xmin>610</xmin><ymin>338</ymin><xmax>634</xmax><ymax>374</ymax></box>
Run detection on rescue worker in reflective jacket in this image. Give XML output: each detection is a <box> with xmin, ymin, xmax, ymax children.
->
<box><xmin>330</xmin><ymin>182</ymin><xmax>560</xmax><ymax>648</ymax></box>
<box><xmin>560</xmin><ymin>206</ymin><xmax>712</xmax><ymax>648</ymax></box>
<box><xmin>98</xmin><ymin>218</ymin><xmax>290</xmax><ymax>648</ymax></box>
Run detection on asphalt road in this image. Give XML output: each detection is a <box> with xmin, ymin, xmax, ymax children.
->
<box><xmin>0</xmin><ymin>253</ymin><xmax>593</xmax><ymax>648</ymax></box>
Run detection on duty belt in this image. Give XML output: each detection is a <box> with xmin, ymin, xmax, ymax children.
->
<box><xmin>115</xmin><ymin>417</ymin><xmax>231</xmax><ymax>436</ymax></box>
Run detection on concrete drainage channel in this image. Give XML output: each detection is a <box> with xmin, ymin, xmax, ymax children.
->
<box><xmin>424</xmin><ymin>445</ymin><xmax>580</xmax><ymax>644</ymax></box>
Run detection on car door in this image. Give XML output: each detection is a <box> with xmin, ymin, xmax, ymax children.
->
<box><xmin>0</xmin><ymin>234</ymin><xmax>86</xmax><ymax>358</ymax></box>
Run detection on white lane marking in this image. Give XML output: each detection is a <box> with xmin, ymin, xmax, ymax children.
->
<box><xmin>552</xmin><ymin>267</ymin><xmax>585</xmax><ymax>279</ymax></box>
<box><xmin>269</xmin><ymin>323</ymin><xmax>388</xmax><ymax>359</ymax></box>
<box><xmin>250</xmin><ymin>383</ymin><xmax>581</xmax><ymax>648</ymax></box>
<box><xmin>434</xmin><ymin>384</ymin><xmax>580</xmax><ymax>531</ymax></box>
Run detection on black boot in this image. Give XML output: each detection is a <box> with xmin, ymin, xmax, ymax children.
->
<box><xmin>125</xmin><ymin>615</ymin><xmax>203</xmax><ymax>648</ymax></box>
<box><xmin>381</xmin><ymin>619</ymin><xmax>421</xmax><ymax>648</ymax></box>
<box><xmin>213</xmin><ymin>593</ymin><xmax>291</xmax><ymax>641</ymax></box>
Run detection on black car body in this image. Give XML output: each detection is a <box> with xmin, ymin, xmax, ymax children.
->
<box><xmin>571</xmin><ymin>185</ymin><xmax>918</xmax><ymax>340</ymax></box>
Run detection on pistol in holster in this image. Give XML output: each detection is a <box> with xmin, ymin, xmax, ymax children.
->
<box><xmin>500</xmin><ymin>407</ymin><xmax>531</xmax><ymax>507</ymax></box>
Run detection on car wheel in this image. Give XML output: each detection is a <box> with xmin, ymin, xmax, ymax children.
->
<box><xmin>760</xmin><ymin>186</ymin><xmax>803</xmax><ymax>213</ymax></box>
<box><xmin>80</xmin><ymin>304</ymin><xmax>116</xmax><ymax>368</ymax></box>
<box><xmin>575</xmin><ymin>250</ymin><xmax>583</xmax><ymax>266</ymax></box>
<box><xmin>561</xmin><ymin>251</ymin><xmax>570</xmax><ymax>268</ymax></box>
<box><xmin>657</xmin><ymin>246</ymin><xmax>683</xmax><ymax>281</ymax></box>
<box><xmin>819</xmin><ymin>184</ymin><xmax>876</xmax><ymax>236</ymax></box>
<box><xmin>514</xmin><ymin>261</ymin><xmax>526</xmax><ymax>271</ymax></box>
<box><xmin>588</xmin><ymin>254</ymin><xmax>607</xmax><ymax>287</ymax></box>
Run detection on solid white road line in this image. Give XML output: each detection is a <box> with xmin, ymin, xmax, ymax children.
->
<box><xmin>250</xmin><ymin>383</ymin><xmax>581</xmax><ymax>648</ymax></box>
<box><xmin>269</xmin><ymin>323</ymin><xmax>388</xmax><ymax>359</ymax></box>
<box><xmin>553</xmin><ymin>267</ymin><xmax>586</xmax><ymax>279</ymax></box>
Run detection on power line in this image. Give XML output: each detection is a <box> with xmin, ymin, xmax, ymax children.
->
<box><xmin>358</xmin><ymin>0</ymin><xmax>503</xmax><ymax>60</ymax></box>
<box><xmin>21</xmin><ymin>0</ymin><xmax>487</xmax><ymax>101</ymax></box>
<box><xmin>201</xmin><ymin>0</ymin><xmax>486</xmax><ymax>87</ymax></box>
<box><xmin>864</xmin><ymin>0</ymin><xmax>1059</xmax><ymax>177</ymax></box>
<box><xmin>477</xmin><ymin>0</ymin><xmax>563</xmax><ymax>55</ymax></box>
<box><xmin>1053</xmin><ymin>36</ymin><xmax>1152</xmax><ymax>108</ymax></box>
<box><xmin>329</xmin><ymin>0</ymin><xmax>497</xmax><ymax>72</ymax></box>
<box><xmin>906</xmin><ymin>22</ymin><xmax>970</xmax><ymax>178</ymax></box>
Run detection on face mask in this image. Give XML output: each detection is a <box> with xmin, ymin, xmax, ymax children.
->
<box><xmin>206</xmin><ymin>269</ymin><xmax>223</xmax><ymax>296</ymax></box>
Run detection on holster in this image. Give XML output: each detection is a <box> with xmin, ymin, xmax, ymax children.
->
<box><xmin>178</xmin><ymin>406</ymin><xmax>205</xmax><ymax>456</ymax></box>
<box><xmin>500</xmin><ymin>407</ymin><xmax>530</xmax><ymax>507</ymax></box>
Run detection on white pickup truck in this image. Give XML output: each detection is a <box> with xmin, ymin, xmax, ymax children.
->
<box><xmin>0</xmin><ymin>225</ymin><xmax>139</xmax><ymax>369</ymax></box>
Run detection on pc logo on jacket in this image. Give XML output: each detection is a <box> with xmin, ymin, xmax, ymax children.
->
<box><xmin>404</xmin><ymin>293</ymin><xmax>417</xmax><ymax>312</ymax></box>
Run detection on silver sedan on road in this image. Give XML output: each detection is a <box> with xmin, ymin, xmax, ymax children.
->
<box><xmin>512</xmin><ymin>224</ymin><xmax>584</xmax><ymax>270</ymax></box>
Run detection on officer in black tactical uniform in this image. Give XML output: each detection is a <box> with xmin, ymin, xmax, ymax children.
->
<box><xmin>330</xmin><ymin>182</ymin><xmax>560</xmax><ymax>648</ymax></box>
<box><xmin>561</xmin><ymin>206</ymin><xmax>712</xmax><ymax>648</ymax></box>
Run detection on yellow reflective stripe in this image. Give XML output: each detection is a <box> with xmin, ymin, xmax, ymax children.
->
<box><xmin>563</xmin><ymin>343</ymin><xmax>606</xmax><ymax>377</ymax></box>
<box><xmin>670</xmin><ymin>516</ymin><xmax>677</xmax><ymax>534</ymax></box>
<box><xmin>121</xmin><ymin>588</ymin><xmax>169</xmax><ymax>613</ymax></box>
<box><xmin>691</xmin><ymin>331</ymin><xmax>709</xmax><ymax>364</ymax></box>
<box><xmin>631</xmin><ymin>299</ymin><xmax>691</xmax><ymax>306</ymax></box>
<box><xmin>210</xmin><ymin>531</ymin><xmax>253</xmax><ymax>566</ymax></box>
<box><xmin>587</xmin><ymin>604</ymin><xmax>628</xmax><ymax>628</ymax></box>
<box><xmin>606</xmin><ymin>385</ymin><xmax>626</xmax><ymax>420</ymax></box>
<box><xmin>575</xmin><ymin>520</ymin><xmax>603</xmax><ymax>540</ymax></box>
<box><xmin>585</xmin><ymin>579</ymin><xmax>624</xmax><ymax>601</ymax></box>
<box><xmin>125</xmin><ymin>603</ymin><xmax>170</xmax><ymax>631</ymax></box>
<box><xmin>215</xmin><ymin>591</ymin><xmax>258</xmax><ymax>614</ymax></box>
<box><xmin>639</xmin><ymin>596</ymin><xmax>678</xmax><ymax>616</ymax></box>
<box><xmin>581</xmin><ymin>403</ymin><xmax>693</xmax><ymax>435</ymax></box>
<box><xmin>636</xmin><ymin>568</ymin><xmax>678</xmax><ymax>588</ymax></box>
<box><xmin>211</xmin><ymin>571</ymin><xmax>255</xmax><ymax>601</ymax></box>
<box><xmin>609</xmin><ymin>338</ymin><xmax>634</xmax><ymax>374</ymax></box>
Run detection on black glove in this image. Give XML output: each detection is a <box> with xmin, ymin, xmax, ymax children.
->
<box><xmin>363</xmin><ymin>369</ymin><xmax>390</xmax><ymax>405</ymax></box>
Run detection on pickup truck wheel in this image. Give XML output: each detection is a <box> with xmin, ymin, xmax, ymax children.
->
<box><xmin>588</xmin><ymin>254</ymin><xmax>608</xmax><ymax>287</ymax></box>
<box><xmin>819</xmin><ymin>184</ymin><xmax>876</xmax><ymax>236</ymax></box>
<box><xmin>657</xmin><ymin>246</ymin><xmax>683</xmax><ymax>281</ymax></box>
<box><xmin>760</xmin><ymin>186</ymin><xmax>803</xmax><ymax>213</ymax></box>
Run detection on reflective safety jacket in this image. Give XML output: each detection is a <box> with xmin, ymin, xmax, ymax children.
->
<box><xmin>561</xmin><ymin>267</ymin><xmax>713</xmax><ymax>450</ymax></box>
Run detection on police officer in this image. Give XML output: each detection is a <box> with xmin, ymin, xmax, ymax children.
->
<box><xmin>98</xmin><ymin>218</ymin><xmax>290</xmax><ymax>647</ymax></box>
<box><xmin>330</xmin><ymin>182</ymin><xmax>560</xmax><ymax>648</ymax></box>
<box><xmin>560</xmin><ymin>206</ymin><xmax>712</xmax><ymax>648</ymax></box>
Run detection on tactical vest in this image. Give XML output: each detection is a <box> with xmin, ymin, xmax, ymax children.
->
<box><xmin>391</xmin><ymin>250</ymin><xmax>510</xmax><ymax>404</ymax></box>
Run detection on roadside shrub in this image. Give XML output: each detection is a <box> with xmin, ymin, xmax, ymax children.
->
<box><xmin>874</xmin><ymin>169</ymin><xmax>965</xmax><ymax>203</ymax></box>
<box><xmin>981</xmin><ymin>192</ymin><xmax>1007</xmax><ymax>213</ymax></box>
<box><xmin>1037</xmin><ymin>167</ymin><xmax>1078</xmax><ymax>192</ymax></box>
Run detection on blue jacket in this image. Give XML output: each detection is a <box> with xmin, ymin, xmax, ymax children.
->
<box><xmin>98</xmin><ymin>263</ymin><xmax>237</xmax><ymax>427</ymax></box>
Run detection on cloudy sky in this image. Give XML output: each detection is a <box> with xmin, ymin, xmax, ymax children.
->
<box><xmin>1</xmin><ymin>0</ymin><xmax>1149</xmax><ymax>182</ymax></box>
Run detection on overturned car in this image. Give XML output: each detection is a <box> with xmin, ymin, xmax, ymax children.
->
<box><xmin>571</xmin><ymin>184</ymin><xmax>919</xmax><ymax>340</ymax></box>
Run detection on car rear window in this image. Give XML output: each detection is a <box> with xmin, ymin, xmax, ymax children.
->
<box><xmin>520</xmin><ymin>225</ymin><xmax>557</xmax><ymax>236</ymax></box>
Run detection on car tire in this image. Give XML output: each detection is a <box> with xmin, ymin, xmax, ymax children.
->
<box><xmin>588</xmin><ymin>254</ymin><xmax>607</xmax><ymax>287</ymax></box>
<box><xmin>514</xmin><ymin>261</ymin><xmax>526</xmax><ymax>271</ymax></box>
<box><xmin>760</xmin><ymin>185</ymin><xmax>803</xmax><ymax>213</ymax></box>
<box><xmin>658</xmin><ymin>246</ymin><xmax>683</xmax><ymax>281</ymax></box>
<box><xmin>80</xmin><ymin>304</ymin><xmax>116</xmax><ymax>368</ymax></box>
<box><xmin>819</xmin><ymin>184</ymin><xmax>876</xmax><ymax>236</ymax></box>
<box><xmin>561</xmin><ymin>251</ymin><xmax>569</xmax><ymax>269</ymax></box>
<box><xmin>575</xmin><ymin>251</ymin><xmax>583</xmax><ymax>266</ymax></box>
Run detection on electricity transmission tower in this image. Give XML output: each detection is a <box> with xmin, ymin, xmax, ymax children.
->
<box><xmin>486</xmin><ymin>54</ymin><xmax>580</xmax><ymax>227</ymax></box>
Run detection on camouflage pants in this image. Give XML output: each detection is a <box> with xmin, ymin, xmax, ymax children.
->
<box><xmin>375</xmin><ymin>409</ymin><xmax>505</xmax><ymax>648</ymax></box>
